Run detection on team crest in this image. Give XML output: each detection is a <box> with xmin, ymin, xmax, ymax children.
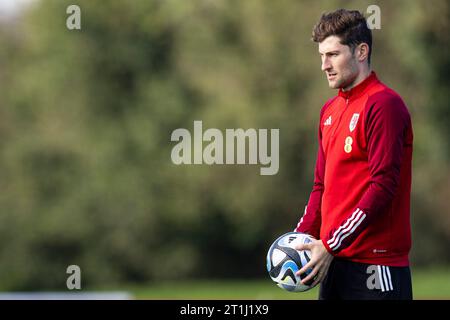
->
<box><xmin>349</xmin><ymin>113</ymin><xmax>360</xmax><ymax>132</ymax></box>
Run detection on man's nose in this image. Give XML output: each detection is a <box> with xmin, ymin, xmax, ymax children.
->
<box><xmin>321</xmin><ymin>57</ymin><xmax>331</xmax><ymax>72</ymax></box>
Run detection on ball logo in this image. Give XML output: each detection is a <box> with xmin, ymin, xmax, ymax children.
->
<box><xmin>288</xmin><ymin>236</ymin><xmax>296</xmax><ymax>243</ymax></box>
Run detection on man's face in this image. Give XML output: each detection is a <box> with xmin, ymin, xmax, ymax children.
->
<box><xmin>318</xmin><ymin>35</ymin><xmax>359</xmax><ymax>90</ymax></box>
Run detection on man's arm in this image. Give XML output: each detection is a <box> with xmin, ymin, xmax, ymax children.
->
<box><xmin>294</xmin><ymin>141</ymin><xmax>324</xmax><ymax>239</ymax></box>
<box><xmin>295</xmin><ymin>99</ymin><xmax>335</xmax><ymax>238</ymax></box>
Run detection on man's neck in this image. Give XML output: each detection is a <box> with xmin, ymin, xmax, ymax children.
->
<box><xmin>342</xmin><ymin>68</ymin><xmax>372</xmax><ymax>92</ymax></box>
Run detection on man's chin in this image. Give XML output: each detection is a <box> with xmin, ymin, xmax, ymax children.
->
<box><xmin>328</xmin><ymin>81</ymin><xmax>340</xmax><ymax>89</ymax></box>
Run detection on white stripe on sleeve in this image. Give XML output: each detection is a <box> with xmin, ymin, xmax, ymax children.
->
<box><xmin>329</xmin><ymin>211</ymin><xmax>366</xmax><ymax>251</ymax></box>
<box><xmin>327</xmin><ymin>209</ymin><xmax>360</xmax><ymax>247</ymax></box>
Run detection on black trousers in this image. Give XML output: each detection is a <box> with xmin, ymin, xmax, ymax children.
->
<box><xmin>319</xmin><ymin>258</ymin><xmax>413</xmax><ymax>300</ymax></box>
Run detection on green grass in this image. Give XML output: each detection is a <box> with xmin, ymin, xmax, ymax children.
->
<box><xmin>410</xmin><ymin>267</ymin><xmax>450</xmax><ymax>299</ymax></box>
<box><xmin>130</xmin><ymin>280</ymin><xmax>320</xmax><ymax>300</ymax></box>
<box><xmin>123</xmin><ymin>267</ymin><xmax>450</xmax><ymax>300</ymax></box>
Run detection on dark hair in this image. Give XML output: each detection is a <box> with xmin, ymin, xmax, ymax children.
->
<box><xmin>312</xmin><ymin>9</ymin><xmax>372</xmax><ymax>64</ymax></box>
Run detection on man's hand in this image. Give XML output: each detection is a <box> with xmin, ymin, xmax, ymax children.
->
<box><xmin>295</xmin><ymin>239</ymin><xmax>334</xmax><ymax>287</ymax></box>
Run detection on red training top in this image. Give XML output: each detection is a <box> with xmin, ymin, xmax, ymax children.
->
<box><xmin>295</xmin><ymin>72</ymin><xmax>413</xmax><ymax>267</ymax></box>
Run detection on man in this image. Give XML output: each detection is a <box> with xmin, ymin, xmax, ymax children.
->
<box><xmin>294</xmin><ymin>9</ymin><xmax>413</xmax><ymax>300</ymax></box>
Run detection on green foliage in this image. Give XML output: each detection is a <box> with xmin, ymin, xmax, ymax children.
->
<box><xmin>0</xmin><ymin>0</ymin><xmax>448</xmax><ymax>289</ymax></box>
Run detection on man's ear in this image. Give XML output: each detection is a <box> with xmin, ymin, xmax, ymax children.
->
<box><xmin>356</xmin><ymin>43</ymin><xmax>370</xmax><ymax>62</ymax></box>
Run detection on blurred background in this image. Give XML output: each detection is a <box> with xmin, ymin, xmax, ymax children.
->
<box><xmin>0</xmin><ymin>0</ymin><xmax>448</xmax><ymax>299</ymax></box>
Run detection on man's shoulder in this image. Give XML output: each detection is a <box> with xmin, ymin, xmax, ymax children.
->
<box><xmin>365</xmin><ymin>82</ymin><xmax>410</xmax><ymax>118</ymax></box>
<box><xmin>366</xmin><ymin>81</ymin><xmax>407</xmax><ymax>109</ymax></box>
<box><xmin>364</xmin><ymin>83</ymin><xmax>412</xmax><ymax>129</ymax></box>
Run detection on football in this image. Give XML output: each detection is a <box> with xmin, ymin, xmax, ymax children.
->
<box><xmin>266</xmin><ymin>232</ymin><xmax>316</xmax><ymax>292</ymax></box>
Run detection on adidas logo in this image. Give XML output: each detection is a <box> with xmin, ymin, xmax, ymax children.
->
<box><xmin>324</xmin><ymin>116</ymin><xmax>332</xmax><ymax>126</ymax></box>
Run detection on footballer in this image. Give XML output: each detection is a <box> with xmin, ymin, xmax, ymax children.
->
<box><xmin>295</xmin><ymin>9</ymin><xmax>414</xmax><ymax>300</ymax></box>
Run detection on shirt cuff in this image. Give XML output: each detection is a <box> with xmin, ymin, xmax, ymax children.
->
<box><xmin>322</xmin><ymin>238</ymin><xmax>335</xmax><ymax>256</ymax></box>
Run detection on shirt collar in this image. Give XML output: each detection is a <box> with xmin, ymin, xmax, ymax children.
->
<box><xmin>338</xmin><ymin>71</ymin><xmax>378</xmax><ymax>100</ymax></box>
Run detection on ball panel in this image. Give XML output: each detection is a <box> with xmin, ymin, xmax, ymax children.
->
<box><xmin>271</xmin><ymin>248</ymin><xmax>287</xmax><ymax>266</ymax></box>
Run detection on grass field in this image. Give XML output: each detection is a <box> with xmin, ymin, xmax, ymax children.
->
<box><xmin>125</xmin><ymin>267</ymin><xmax>450</xmax><ymax>300</ymax></box>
